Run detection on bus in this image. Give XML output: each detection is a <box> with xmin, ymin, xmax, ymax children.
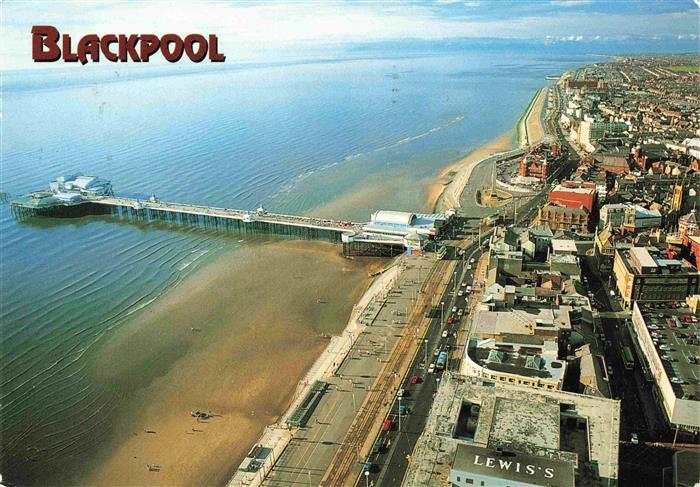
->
<box><xmin>436</xmin><ymin>351</ymin><xmax>447</xmax><ymax>370</ymax></box>
<box><xmin>621</xmin><ymin>346</ymin><xmax>634</xmax><ymax>370</ymax></box>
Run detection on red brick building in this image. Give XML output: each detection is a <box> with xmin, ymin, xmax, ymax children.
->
<box><xmin>519</xmin><ymin>155</ymin><xmax>548</xmax><ymax>181</ymax></box>
<box><xmin>547</xmin><ymin>181</ymin><xmax>598</xmax><ymax>213</ymax></box>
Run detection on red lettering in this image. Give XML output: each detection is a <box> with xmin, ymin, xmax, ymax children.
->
<box><xmin>160</xmin><ymin>34</ymin><xmax>184</xmax><ymax>62</ymax></box>
<box><xmin>139</xmin><ymin>34</ymin><xmax>160</xmax><ymax>62</ymax></box>
<box><xmin>30</xmin><ymin>27</ymin><xmax>226</xmax><ymax>64</ymax></box>
<box><xmin>184</xmin><ymin>34</ymin><xmax>207</xmax><ymax>62</ymax></box>
<box><xmin>118</xmin><ymin>34</ymin><xmax>141</xmax><ymax>62</ymax></box>
<box><xmin>101</xmin><ymin>34</ymin><xmax>118</xmax><ymax>62</ymax></box>
<box><xmin>208</xmin><ymin>34</ymin><xmax>225</xmax><ymax>62</ymax></box>
<box><xmin>32</xmin><ymin>25</ymin><xmax>60</xmax><ymax>62</ymax></box>
<box><xmin>62</xmin><ymin>34</ymin><xmax>78</xmax><ymax>62</ymax></box>
<box><xmin>77</xmin><ymin>34</ymin><xmax>100</xmax><ymax>64</ymax></box>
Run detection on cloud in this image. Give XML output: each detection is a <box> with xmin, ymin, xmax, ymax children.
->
<box><xmin>2</xmin><ymin>0</ymin><xmax>698</xmax><ymax>70</ymax></box>
<box><xmin>550</xmin><ymin>0</ymin><xmax>593</xmax><ymax>7</ymax></box>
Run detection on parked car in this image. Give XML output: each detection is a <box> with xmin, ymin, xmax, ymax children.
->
<box><xmin>631</xmin><ymin>433</ymin><xmax>639</xmax><ymax>445</ymax></box>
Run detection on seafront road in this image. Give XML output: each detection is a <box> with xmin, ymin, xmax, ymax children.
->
<box><xmin>262</xmin><ymin>254</ymin><xmax>443</xmax><ymax>486</ymax></box>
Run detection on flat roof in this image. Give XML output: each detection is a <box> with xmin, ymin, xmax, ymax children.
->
<box><xmin>551</xmin><ymin>239</ymin><xmax>578</xmax><ymax>253</ymax></box>
<box><xmin>404</xmin><ymin>375</ymin><xmax>620</xmax><ymax>486</ymax></box>
<box><xmin>638</xmin><ymin>305</ymin><xmax>700</xmax><ymax>400</ymax></box>
<box><xmin>488</xmin><ymin>397</ymin><xmax>560</xmax><ymax>452</ymax></box>
<box><xmin>630</xmin><ymin>247</ymin><xmax>657</xmax><ymax>269</ymax></box>
<box><xmin>472</xmin><ymin>306</ymin><xmax>573</xmax><ymax>337</ymax></box>
<box><xmin>453</xmin><ymin>443</ymin><xmax>575</xmax><ymax>487</ymax></box>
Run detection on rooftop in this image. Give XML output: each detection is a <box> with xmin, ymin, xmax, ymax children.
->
<box><xmin>452</xmin><ymin>443</ymin><xmax>575</xmax><ymax>487</ymax></box>
<box><xmin>471</xmin><ymin>305</ymin><xmax>573</xmax><ymax>337</ymax></box>
<box><xmin>404</xmin><ymin>374</ymin><xmax>620</xmax><ymax>487</ymax></box>
<box><xmin>636</xmin><ymin>303</ymin><xmax>700</xmax><ymax>401</ymax></box>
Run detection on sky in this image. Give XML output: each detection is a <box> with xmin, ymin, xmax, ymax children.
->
<box><xmin>1</xmin><ymin>0</ymin><xmax>699</xmax><ymax>70</ymax></box>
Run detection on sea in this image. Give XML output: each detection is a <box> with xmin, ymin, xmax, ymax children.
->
<box><xmin>0</xmin><ymin>40</ymin><xmax>657</xmax><ymax>484</ymax></box>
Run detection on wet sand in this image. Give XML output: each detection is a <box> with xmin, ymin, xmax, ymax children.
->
<box><xmin>81</xmin><ymin>103</ymin><xmax>521</xmax><ymax>487</ymax></box>
<box><xmin>426</xmin><ymin>132</ymin><xmax>516</xmax><ymax>212</ymax></box>
<box><xmin>81</xmin><ymin>240</ymin><xmax>382</xmax><ymax>487</ymax></box>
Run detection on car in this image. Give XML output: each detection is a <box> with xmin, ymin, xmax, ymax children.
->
<box><xmin>397</xmin><ymin>388</ymin><xmax>406</xmax><ymax>398</ymax></box>
<box><xmin>410</xmin><ymin>375</ymin><xmax>420</xmax><ymax>384</ymax></box>
<box><xmin>452</xmin><ymin>306</ymin><xmax>457</xmax><ymax>313</ymax></box>
<box><xmin>447</xmin><ymin>316</ymin><xmax>455</xmax><ymax>325</ymax></box>
<box><xmin>631</xmin><ymin>433</ymin><xmax>639</xmax><ymax>445</ymax></box>
<box><xmin>461</xmin><ymin>282</ymin><xmax>467</xmax><ymax>288</ymax></box>
<box><xmin>382</xmin><ymin>419</ymin><xmax>392</xmax><ymax>432</ymax></box>
<box><xmin>428</xmin><ymin>363</ymin><xmax>435</xmax><ymax>373</ymax></box>
<box><xmin>458</xmin><ymin>309</ymin><xmax>464</xmax><ymax>316</ymax></box>
<box><xmin>670</xmin><ymin>377</ymin><xmax>685</xmax><ymax>384</ymax></box>
<box><xmin>658</xmin><ymin>313</ymin><xmax>664</xmax><ymax>318</ymax></box>
<box><xmin>466</xmin><ymin>265</ymin><xmax>472</xmax><ymax>270</ymax></box>
<box><xmin>470</xmin><ymin>258</ymin><xmax>475</xmax><ymax>264</ymax></box>
<box><xmin>458</xmin><ymin>290</ymin><xmax>464</xmax><ymax>297</ymax></box>
<box><xmin>442</xmin><ymin>330</ymin><xmax>448</xmax><ymax>338</ymax></box>
<box><xmin>607</xmin><ymin>366</ymin><xmax>613</xmax><ymax>377</ymax></box>
<box><xmin>659</xmin><ymin>344</ymin><xmax>671</xmax><ymax>351</ymax></box>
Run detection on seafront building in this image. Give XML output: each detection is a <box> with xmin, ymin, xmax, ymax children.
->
<box><xmin>405</xmin><ymin>375</ymin><xmax>620</xmax><ymax>487</ymax></box>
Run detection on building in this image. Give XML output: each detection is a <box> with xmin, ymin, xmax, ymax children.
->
<box><xmin>679</xmin><ymin>210</ymin><xmax>700</xmax><ymax>241</ymax></box>
<box><xmin>579</xmin><ymin>121</ymin><xmax>628</xmax><ymax>151</ymax></box>
<box><xmin>592</xmin><ymin>151</ymin><xmax>630</xmax><ymax>175</ymax></box>
<box><xmin>346</xmin><ymin>209</ymin><xmax>453</xmax><ymax>253</ymax></box>
<box><xmin>536</xmin><ymin>204</ymin><xmax>590</xmax><ymax>233</ymax></box>
<box><xmin>49</xmin><ymin>174</ymin><xmax>113</xmax><ymax>197</ymax></box>
<box><xmin>519</xmin><ymin>154</ymin><xmax>548</xmax><ymax>181</ymax></box>
<box><xmin>462</xmin><ymin>306</ymin><xmax>573</xmax><ymax>390</ymax></box>
<box><xmin>599</xmin><ymin>203</ymin><xmax>662</xmax><ymax>232</ymax></box>
<box><xmin>451</xmin><ymin>443</ymin><xmax>574</xmax><ymax>487</ymax></box>
<box><xmin>548</xmin><ymin>181</ymin><xmax>598</xmax><ymax>213</ymax></box>
<box><xmin>613</xmin><ymin>247</ymin><xmax>700</xmax><ymax>309</ymax></box>
<box><xmin>630</xmin><ymin>303</ymin><xmax>700</xmax><ymax>435</ymax></box>
<box><xmin>404</xmin><ymin>375</ymin><xmax>620</xmax><ymax>487</ymax></box>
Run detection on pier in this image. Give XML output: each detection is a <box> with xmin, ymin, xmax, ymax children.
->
<box><xmin>11</xmin><ymin>176</ymin><xmax>454</xmax><ymax>256</ymax></box>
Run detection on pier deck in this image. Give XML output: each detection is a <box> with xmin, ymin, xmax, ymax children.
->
<box><xmin>11</xmin><ymin>194</ymin><xmax>364</xmax><ymax>242</ymax></box>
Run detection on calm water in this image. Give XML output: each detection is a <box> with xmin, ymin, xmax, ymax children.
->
<box><xmin>1</xmin><ymin>46</ymin><xmax>590</xmax><ymax>483</ymax></box>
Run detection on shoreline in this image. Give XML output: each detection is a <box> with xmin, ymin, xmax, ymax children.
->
<box><xmin>425</xmin><ymin>132</ymin><xmax>517</xmax><ymax>213</ymax></box>
<box><xmin>78</xmin><ymin>239</ymin><xmax>384</xmax><ymax>487</ymax></box>
<box><xmin>230</xmin><ymin>86</ymin><xmax>545</xmax><ymax>486</ymax></box>
<box><xmin>78</xmin><ymin>82</ymin><xmax>547</xmax><ymax>487</ymax></box>
<box><xmin>229</xmin><ymin>86</ymin><xmax>545</xmax><ymax>486</ymax></box>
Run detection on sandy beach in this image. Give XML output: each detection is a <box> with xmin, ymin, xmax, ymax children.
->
<box><xmin>425</xmin><ymin>132</ymin><xmax>516</xmax><ymax>212</ymax></box>
<box><xmin>78</xmin><ymin>240</ymin><xmax>383</xmax><ymax>487</ymax></box>
<box><xmin>76</xmin><ymin>91</ymin><xmax>533</xmax><ymax>487</ymax></box>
